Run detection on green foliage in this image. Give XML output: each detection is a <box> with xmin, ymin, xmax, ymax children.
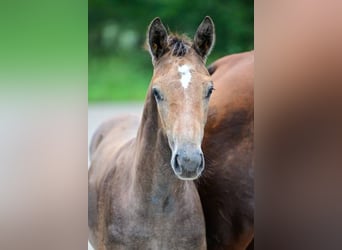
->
<box><xmin>89</xmin><ymin>0</ymin><xmax>253</xmax><ymax>101</ymax></box>
<box><xmin>89</xmin><ymin>53</ymin><xmax>152</xmax><ymax>101</ymax></box>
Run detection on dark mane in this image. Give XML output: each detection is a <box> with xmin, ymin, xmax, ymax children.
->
<box><xmin>167</xmin><ymin>34</ymin><xmax>192</xmax><ymax>57</ymax></box>
<box><xmin>145</xmin><ymin>33</ymin><xmax>192</xmax><ymax>57</ymax></box>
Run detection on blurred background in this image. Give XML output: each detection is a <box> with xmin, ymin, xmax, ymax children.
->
<box><xmin>89</xmin><ymin>0</ymin><xmax>254</xmax><ymax>102</ymax></box>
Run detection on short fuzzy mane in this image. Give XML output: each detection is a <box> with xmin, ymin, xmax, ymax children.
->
<box><xmin>145</xmin><ymin>33</ymin><xmax>192</xmax><ymax>57</ymax></box>
<box><xmin>167</xmin><ymin>33</ymin><xmax>192</xmax><ymax>57</ymax></box>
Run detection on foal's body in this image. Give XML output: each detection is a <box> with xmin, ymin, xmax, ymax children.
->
<box><xmin>89</xmin><ymin>104</ymin><xmax>205</xmax><ymax>249</ymax></box>
<box><xmin>197</xmin><ymin>51</ymin><xmax>254</xmax><ymax>250</ymax></box>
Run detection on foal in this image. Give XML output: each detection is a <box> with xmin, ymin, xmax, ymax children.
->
<box><xmin>88</xmin><ymin>17</ymin><xmax>215</xmax><ymax>249</ymax></box>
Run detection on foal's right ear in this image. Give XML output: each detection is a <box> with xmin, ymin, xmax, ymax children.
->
<box><xmin>147</xmin><ymin>17</ymin><xmax>168</xmax><ymax>62</ymax></box>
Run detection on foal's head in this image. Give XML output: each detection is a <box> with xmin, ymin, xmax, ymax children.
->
<box><xmin>147</xmin><ymin>17</ymin><xmax>215</xmax><ymax>180</ymax></box>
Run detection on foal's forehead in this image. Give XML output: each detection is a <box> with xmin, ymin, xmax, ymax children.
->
<box><xmin>153</xmin><ymin>54</ymin><xmax>210</xmax><ymax>85</ymax></box>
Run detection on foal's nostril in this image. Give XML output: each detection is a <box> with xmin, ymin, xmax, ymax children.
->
<box><xmin>175</xmin><ymin>154</ymin><xmax>179</xmax><ymax>164</ymax></box>
<box><xmin>174</xmin><ymin>154</ymin><xmax>182</xmax><ymax>174</ymax></box>
<box><xmin>198</xmin><ymin>154</ymin><xmax>205</xmax><ymax>172</ymax></box>
<box><xmin>200</xmin><ymin>153</ymin><xmax>204</xmax><ymax>165</ymax></box>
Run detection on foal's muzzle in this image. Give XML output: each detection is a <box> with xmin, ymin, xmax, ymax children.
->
<box><xmin>171</xmin><ymin>147</ymin><xmax>204</xmax><ymax>180</ymax></box>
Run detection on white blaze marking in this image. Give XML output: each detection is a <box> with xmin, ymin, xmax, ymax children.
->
<box><xmin>178</xmin><ymin>65</ymin><xmax>191</xmax><ymax>89</ymax></box>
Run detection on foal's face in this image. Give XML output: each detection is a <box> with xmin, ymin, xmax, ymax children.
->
<box><xmin>152</xmin><ymin>55</ymin><xmax>213</xmax><ymax>180</ymax></box>
<box><xmin>147</xmin><ymin>17</ymin><xmax>215</xmax><ymax>180</ymax></box>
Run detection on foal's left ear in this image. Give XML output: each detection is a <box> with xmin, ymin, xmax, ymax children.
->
<box><xmin>193</xmin><ymin>16</ymin><xmax>215</xmax><ymax>61</ymax></box>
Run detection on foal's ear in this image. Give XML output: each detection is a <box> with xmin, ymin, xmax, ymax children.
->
<box><xmin>193</xmin><ymin>16</ymin><xmax>215</xmax><ymax>61</ymax></box>
<box><xmin>147</xmin><ymin>17</ymin><xmax>168</xmax><ymax>62</ymax></box>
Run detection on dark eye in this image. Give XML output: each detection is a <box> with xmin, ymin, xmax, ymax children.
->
<box><xmin>205</xmin><ymin>85</ymin><xmax>215</xmax><ymax>99</ymax></box>
<box><xmin>152</xmin><ymin>88</ymin><xmax>163</xmax><ymax>101</ymax></box>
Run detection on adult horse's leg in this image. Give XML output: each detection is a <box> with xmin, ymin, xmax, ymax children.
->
<box><xmin>231</xmin><ymin>228</ymin><xmax>253</xmax><ymax>250</ymax></box>
<box><xmin>246</xmin><ymin>238</ymin><xmax>254</xmax><ymax>250</ymax></box>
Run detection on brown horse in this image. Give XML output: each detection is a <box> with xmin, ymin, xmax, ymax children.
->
<box><xmin>88</xmin><ymin>17</ymin><xmax>215</xmax><ymax>249</ymax></box>
<box><xmin>196</xmin><ymin>52</ymin><xmax>254</xmax><ymax>249</ymax></box>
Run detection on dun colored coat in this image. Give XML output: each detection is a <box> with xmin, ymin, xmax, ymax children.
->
<box><xmin>88</xmin><ymin>17</ymin><xmax>216</xmax><ymax>250</ymax></box>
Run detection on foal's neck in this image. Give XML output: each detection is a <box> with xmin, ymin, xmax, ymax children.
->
<box><xmin>133</xmin><ymin>87</ymin><xmax>186</xmax><ymax>203</ymax></box>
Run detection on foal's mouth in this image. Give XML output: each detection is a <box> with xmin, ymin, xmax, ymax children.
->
<box><xmin>173</xmin><ymin>165</ymin><xmax>204</xmax><ymax>181</ymax></box>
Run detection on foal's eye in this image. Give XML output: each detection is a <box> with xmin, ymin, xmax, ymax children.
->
<box><xmin>205</xmin><ymin>85</ymin><xmax>215</xmax><ymax>99</ymax></box>
<box><xmin>152</xmin><ymin>88</ymin><xmax>163</xmax><ymax>101</ymax></box>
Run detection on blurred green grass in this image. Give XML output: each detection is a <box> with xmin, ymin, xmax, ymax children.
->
<box><xmin>88</xmin><ymin>53</ymin><xmax>152</xmax><ymax>102</ymax></box>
